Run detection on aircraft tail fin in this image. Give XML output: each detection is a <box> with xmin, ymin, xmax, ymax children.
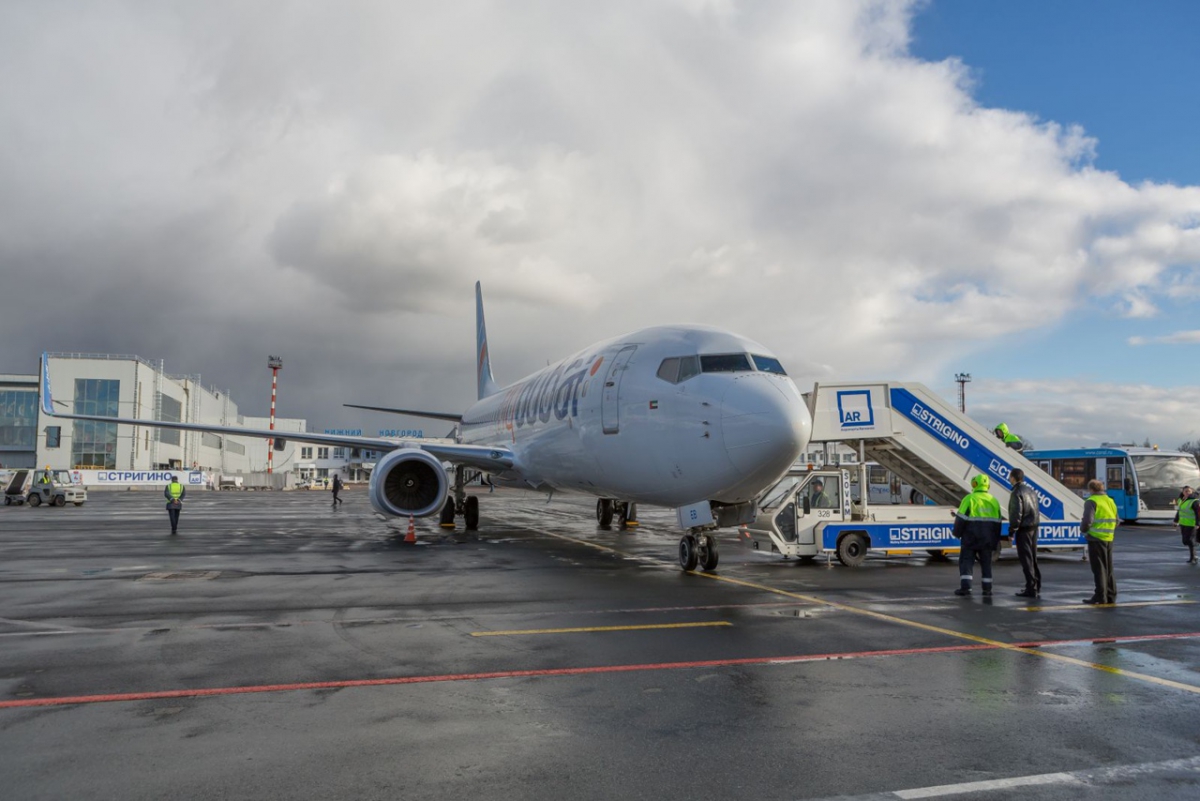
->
<box><xmin>476</xmin><ymin>281</ymin><xmax>499</xmax><ymax>399</ymax></box>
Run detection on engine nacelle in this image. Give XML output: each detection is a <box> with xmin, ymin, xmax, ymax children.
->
<box><xmin>368</xmin><ymin>448</ymin><xmax>449</xmax><ymax>518</ymax></box>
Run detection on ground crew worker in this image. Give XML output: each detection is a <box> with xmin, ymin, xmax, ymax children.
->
<box><xmin>1009</xmin><ymin>468</ymin><xmax>1042</xmax><ymax>597</ymax></box>
<box><xmin>1174</xmin><ymin>485</ymin><xmax>1197</xmax><ymax>564</ymax></box>
<box><xmin>39</xmin><ymin>466</ymin><xmax>52</xmax><ymax>484</ymax></box>
<box><xmin>809</xmin><ymin>478</ymin><xmax>834</xmax><ymax>508</ymax></box>
<box><xmin>952</xmin><ymin>474</ymin><xmax>1003</xmax><ymax>596</ymax></box>
<box><xmin>993</xmin><ymin>423</ymin><xmax>1025</xmax><ymax>452</ymax></box>
<box><xmin>1081</xmin><ymin>478</ymin><xmax>1118</xmax><ymax>604</ymax></box>
<box><xmin>331</xmin><ymin>474</ymin><xmax>344</xmax><ymax>507</ymax></box>
<box><xmin>164</xmin><ymin>475</ymin><xmax>185</xmax><ymax>536</ymax></box>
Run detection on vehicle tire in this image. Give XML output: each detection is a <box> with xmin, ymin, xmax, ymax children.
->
<box><xmin>464</xmin><ymin>495</ymin><xmax>480</xmax><ymax>531</ymax></box>
<box><xmin>596</xmin><ymin>499</ymin><xmax>614</xmax><ymax>528</ymax></box>
<box><xmin>679</xmin><ymin>534</ymin><xmax>699</xmax><ymax>571</ymax></box>
<box><xmin>991</xmin><ymin>548</ymin><xmax>1001</xmax><ymax>564</ymax></box>
<box><xmin>54</xmin><ymin>495</ymin><xmax>66</xmax><ymax>507</ymax></box>
<box><xmin>440</xmin><ymin>498</ymin><xmax>456</xmax><ymax>528</ymax></box>
<box><xmin>836</xmin><ymin>532</ymin><xmax>869</xmax><ymax>567</ymax></box>
<box><xmin>698</xmin><ymin>534</ymin><xmax>719</xmax><ymax>571</ymax></box>
<box><xmin>28</xmin><ymin>493</ymin><xmax>41</xmax><ymax>507</ymax></box>
<box><xmin>3</xmin><ymin>497</ymin><xmax>9</xmax><ymax>506</ymax></box>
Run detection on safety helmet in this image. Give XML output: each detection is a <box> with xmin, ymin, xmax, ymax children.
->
<box><xmin>971</xmin><ymin>474</ymin><xmax>990</xmax><ymax>492</ymax></box>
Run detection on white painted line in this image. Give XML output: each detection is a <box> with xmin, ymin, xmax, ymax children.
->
<box><xmin>894</xmin><ymin>771</ymin><xmax>1079</xmax><ymax>798</ymax></box>
<box><xmin>814</xmin><ymin>754</ymin><xmax>1200</xmax><ymax>800</ymax></box>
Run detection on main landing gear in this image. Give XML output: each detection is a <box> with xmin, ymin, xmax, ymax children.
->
<box><xmin>679</xmin><ymin>529</ymin><xmax>719</xmax><ymax>572</ymax></box>
<box><xmin>596</xmin><ymin>499</ymin><xmax>638</xmax><ymax>530</ymax></box>
<box><xmin>440</xmin><ymin>466</ymin><xmax>481</xmax><ymax>531</ymax></box>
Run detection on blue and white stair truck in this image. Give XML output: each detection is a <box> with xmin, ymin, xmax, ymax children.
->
<box><xmin>738</xmin><ymin>381</ymin><xmax>1087</xmax><ymax>566</ymax></box>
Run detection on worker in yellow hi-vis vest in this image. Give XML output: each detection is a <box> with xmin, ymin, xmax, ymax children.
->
<box><xmin>1081</xmin><ymin>479</ymin><xmax>1118</xmax><ymax>604</ymax></box>
<box><xmin>164</xmin><ymin>476</ymin><xmax>186</xmax><ymax>536</ymax></box>
<box><xmin>1174</xmin><ymin>486</ymin><xmax>1197</xmax><ymax>565</ymax></box>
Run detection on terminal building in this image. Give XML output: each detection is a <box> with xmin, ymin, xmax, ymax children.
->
<box><xmin>1</xmin><ymin>354</ymin><xmax>305</xmax><ymax>483</ymax></box>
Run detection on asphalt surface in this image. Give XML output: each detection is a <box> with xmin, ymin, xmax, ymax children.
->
<box><xmin>1</xmin><ymin>487</ymin><xmax>1198</xmax><ymax>800</ymax></box>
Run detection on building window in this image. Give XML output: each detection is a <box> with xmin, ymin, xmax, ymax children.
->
<box><xmin>333</xmin><ymin>447</ymin><xmax>345</xmax><ymax>459</ymax></box>
<box><xmin>158</xmin><ymin>393</ymin><xmax>182</xmax><ymax>446</ymax></box>
<box><xmin>301</xmin><ymin>447</ymin><xmax>313</xmax><ymax>459</ymax></box>
<box><xmin>0</xmin><ymin>390</ymin><xmax>38</xmax><ymax>449</ymax></box>
<box><xmin>202</xmin><ymin>432</ymin><xmax>221</xmax><ymax>449</ymax></box>
<box><xmin>318</xmin><ymin>447</ymin><xmax>329</xmax><ymax>459</ymax></box>
<box><xmin>71</xmin><ymin>379</ymin><xmax>119</xmax><ymax>469</ymax></box>
<box><xmin>316</xmin><ymin>468</ymin><xmax>329</xmax><ymax>478</ymax></box>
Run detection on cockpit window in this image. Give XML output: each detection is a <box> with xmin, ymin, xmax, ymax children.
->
<box><xmin>751</xmin><ymin>355</ymin><xmax>787</xmax><ymax>375</ymax></box>
<box><xmin>700</xmin><ymin>353</ymin><xmax>753</xmax><ymax>373</ymax></box>
<box><xmin>657</xmin><ymin>355</ymin><xmax>701</xmax><ymax>384</ymax></box>
<box><xmin>656</xmin><ymin>358</ymin><xmax>680</xmax><ymax>383</ymax></box>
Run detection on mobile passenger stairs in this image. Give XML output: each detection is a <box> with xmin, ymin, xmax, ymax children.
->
<box><xmin>739</xmin><ymin>382</ymin><xmax>1087</xmax><ymax>566</ymax></box>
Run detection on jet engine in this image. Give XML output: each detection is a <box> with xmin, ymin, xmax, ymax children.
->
<box><xmin>368</xmin><ymin>448</ymin><xmax>449</xmax><ymax>518</ymax></box>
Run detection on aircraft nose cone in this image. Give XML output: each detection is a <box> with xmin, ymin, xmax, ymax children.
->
<box><xmin>721</xmin><ymin>375</ymin><xmax>811</xmax><ymax>494</ymax></box>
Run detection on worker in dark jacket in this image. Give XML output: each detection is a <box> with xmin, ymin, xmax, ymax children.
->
<box><xmin>952</xmin><ymin>474</ymin><xmax>1004</xmax><ymax>597</ymax></box>
<box><xmin>1081</xmin><ymin>479</ymin><xmax>1118</xmax><ymax>604</ymax></box>
<box><xmin>1008</xmin><ymin>468</ymin><xmax>1042</xmax><ymax>597</ymax></box>
<box><xmin>164</xmin><ymin>475</ymin><xmax>185</xmax><ymax>536</ymax></box>
<box><xmin>1174</xmin><ymin>486</ymin><xmax>1197</xmax><ymax>564</ymax></box>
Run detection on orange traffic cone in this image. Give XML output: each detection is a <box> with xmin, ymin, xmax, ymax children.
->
<box><xmin>405</xmin><ymin>514</ymin><xmax>416</xmax><ymax>544</ymax></box>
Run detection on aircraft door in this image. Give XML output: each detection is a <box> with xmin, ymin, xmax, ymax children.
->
<box><xmin>602</xmin><ymin>346</ymin><xmax>637</xmax><ymax>435</ymax></box>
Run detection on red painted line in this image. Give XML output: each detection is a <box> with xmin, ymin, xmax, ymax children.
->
<box><xmin>5</xmin><ymin>631</ymin><xmax>1199</xmax><ymax>710</ymax></box>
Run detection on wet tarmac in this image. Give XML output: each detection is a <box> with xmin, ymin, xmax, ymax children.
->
<box><xmin>1</xmin><ymin>487</ymin><xmax>1198</xmax><ymax>800</ymax></box>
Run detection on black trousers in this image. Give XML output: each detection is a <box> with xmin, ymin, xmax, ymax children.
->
<box><xmin>332</xmin><ymin>489</ymin><xmax>342</xmax><ymax>505</ymax></box>
<box><xmin>1180</xmin><ymin>526</ymin><xmax>1196</xmax><ymax>548</ymax></box>
<box><xmin>1014</xmin><ymin>526</ymin><xmax>1041</xmax><ymax>593</ymax></box>
<box><xmin>167</xmin><ymin>506</ymin><xmax>181</xmax><ymax>533</ymax></box>
<box><xmin>958</xmin><ymin>544</ymin><xmax>993</xmax><ymax>585</ymax></box>
<box><xmin>1086</xmin><ymin>537</ymin><xmax>1116</xmax><ymax>603</ymax></box>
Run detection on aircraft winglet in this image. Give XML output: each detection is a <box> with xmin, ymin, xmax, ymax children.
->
<box><xmin>40</xmin><ymin>353</ymin><xmax>55</xmax><ymax>416</ymax></box>
<box><xmin>476</xmin><ymin>281</ymin><xmax>499</xmax><ymax>400</ymax></box>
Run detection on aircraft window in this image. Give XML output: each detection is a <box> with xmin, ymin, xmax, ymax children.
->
<box><xmin>677</xmin><ymin>356</ymin><xmax>700</xmax><ymax>382</ymax></box>
<box><xmin>700</xmin><ymin>353</ymin><xmax>753</xmax><ymax>373</ymax></box>
<box><xmin>751</xmin><ymin>355</ymin><xmax>787</xmax><ymax>375</ymax></box>
<box><xmin>656</xmin><ymin>358</ymin><xmax>680</xmax><ymax>383</ymax></box>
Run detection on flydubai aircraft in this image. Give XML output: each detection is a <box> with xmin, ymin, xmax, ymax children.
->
<box><xmin>41</xmin><ymin>283</ymin><xmax>811</xmax><ymax>571</ymax></box>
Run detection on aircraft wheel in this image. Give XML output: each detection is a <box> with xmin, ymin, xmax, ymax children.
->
<box><xmin>28</xmin><ymin>494</ymin><xmax>41</xmax><ymax>507</ymax></box>
<box><xmin>54</xmin><ymin>495</ymin><xmax>66</xmax><ymax>507</ymax></box>
<box><xmin>439</xmin><ymin>499</ymin><xmax>456</xmax><ymax>528</ymax></box>
<box><xmin>596</xmin><ymin>499</ymin><xmax>614</xmax><ymax>528</ymax></box>
<box><xmin>836</xmin><ymin>532</ymin><xmax>869</xmax><ymax>567</ymax></box>
<box><xmin>679</xmin><ymin>534</ymin><xmax>699</xmax><ymax>571</ymax></box>
<box><xmin>698</xmin><ymin>534</ymin><xmax>719</xmax><ymax>571</ymax></box>
<box><xmin>464</xmin><ymin>496</ymin><xmax>480</xmax><ymax>531</ymax></box>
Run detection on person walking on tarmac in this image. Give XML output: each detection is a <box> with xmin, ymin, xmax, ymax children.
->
<box><xmin>1174</xmin><ymin>485</ymin><xmax>1197</xmax><ymax>564</ymax></box>
<box><xmin>993</xmin><ymin>423</ymin><xmax>1025</xmax><ymax>452</ymax></box>
<box><xmin>952</xmin><ymin>475</ymin><xmax>1003</xmax><ymax>597</ymax></box>
<box><xmin>1082</xmin><ymin>478</ymin><xmax>1118</xmax><ymax>604</ymax></box>
<box><xmin>164</xmin><ymin>475</ymin><xmax>185</xmax><ymax>536</ymax></box>
<box><xmin>331</xmin><ymin>474</ymin><xmax>344</xmax><ymax>507</ymax></box>
<box><xmin>1009</xmin><ymin>468</ymin><xmax>1042</xmax><ymax>597</ymax></box>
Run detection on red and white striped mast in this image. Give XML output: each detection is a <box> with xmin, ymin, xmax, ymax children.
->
<box><xmin>267</xmin><ymin>355</ymin><xmax>282</xmax><ymax>474</ymax></box>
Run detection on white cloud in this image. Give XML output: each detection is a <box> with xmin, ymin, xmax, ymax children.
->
<box><xmin>2</xmin><ymin>0</ymin><xmax>1200</xmax><ymax>430</ymax></box>
<box><xmin>1128</xmin><ymin>331</ymin><xmax>1200</xmax><ymax>346</ymax></box>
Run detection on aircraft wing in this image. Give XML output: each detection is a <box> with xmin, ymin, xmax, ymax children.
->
<box><xmin>39</xmin><ymin>354</ymin><xmax>514</xmax><ymax>472</ymax></box>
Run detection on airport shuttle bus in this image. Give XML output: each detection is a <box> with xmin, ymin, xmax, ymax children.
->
<box><xmin>1025</xmin><ymin>446</ymin><xmax>1200</xmax><ymax>523</ymax></box>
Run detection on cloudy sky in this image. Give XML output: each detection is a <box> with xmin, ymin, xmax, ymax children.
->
<box><xmin>2</xmin><ymin>0</ymin><xmax>1198</xmax><ymax>449</ymax></box>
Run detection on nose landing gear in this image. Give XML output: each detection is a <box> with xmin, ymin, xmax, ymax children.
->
<box><xmin>439</xmin><ymin>466</ymin><xmax>482</xmax><ymax>531</ymax></box>
<box><xmin>679</xmin><ymin>530</ymin><xmax>718</xmax><ymax>572</ymax></box>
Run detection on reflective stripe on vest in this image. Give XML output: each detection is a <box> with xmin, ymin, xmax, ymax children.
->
<box><xmin>1087</xmin><ymin>493</ymin><xmax>1118</xmax><ymax>541</ymax></box>
<box><xmin>168</xmin><ymin>482</ymin><xmax>183</xmax><ymax>500</ymax></box>
<box><xmin>1180</xmin><ymin>498</ymin><xmax>1197</xmax><ymax>528</ymax></box>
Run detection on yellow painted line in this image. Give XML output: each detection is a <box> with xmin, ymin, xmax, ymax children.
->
<box><xmin>1021</xmin><ymin>600</ymin><xmax>1195</xmax><ymax>613</ymax></box>
<box><xmin>471</xmin><ymin>621</ymin><xmax>732</xmax><ymax>637</ymax></box>
<box><xmin>529</xmin><ymin>526</ymin><xmax>1200</xmax><ymax>695</ymax></box>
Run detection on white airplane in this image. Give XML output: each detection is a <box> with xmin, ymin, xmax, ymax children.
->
<box><xmin>41</xmin><ymin>283</ymin><xmax>812</xmax><ymax>570</ymax></box>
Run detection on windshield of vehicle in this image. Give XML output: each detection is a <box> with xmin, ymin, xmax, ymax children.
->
<box><xmin>700</xmin><ymin>353</ymin><xmax>753</xmax><ymax>373</ymax></box>
<box><xmin>1130</xmin><ymin>455</ymin><xmax>1200</xmax><ymax>491</ymax></box>
<box><xmin>751</xmin><ymin>355</ymin><xmax>787</xmax><ymax>375</ymax></box>
<box><xmin>761</xmin><ymin>475</ymin><xmax>801</xmax><ymax>509</ymax></box>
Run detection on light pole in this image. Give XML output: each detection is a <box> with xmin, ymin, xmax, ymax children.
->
<box><xmin>267</xmin><ymin>356</ymin><xmax>282</xmax><ymax>474</ymax></box>
<box><xmin>955</xmin><ymin>373</ymin><xmax>971</xmax><ymax>413</ymax></box>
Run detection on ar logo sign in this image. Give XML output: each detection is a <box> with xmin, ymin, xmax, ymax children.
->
<box><xmin>837</xmin><ymin>390</ymin><xmax>874</xmax><ymax>429</ymax></box>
